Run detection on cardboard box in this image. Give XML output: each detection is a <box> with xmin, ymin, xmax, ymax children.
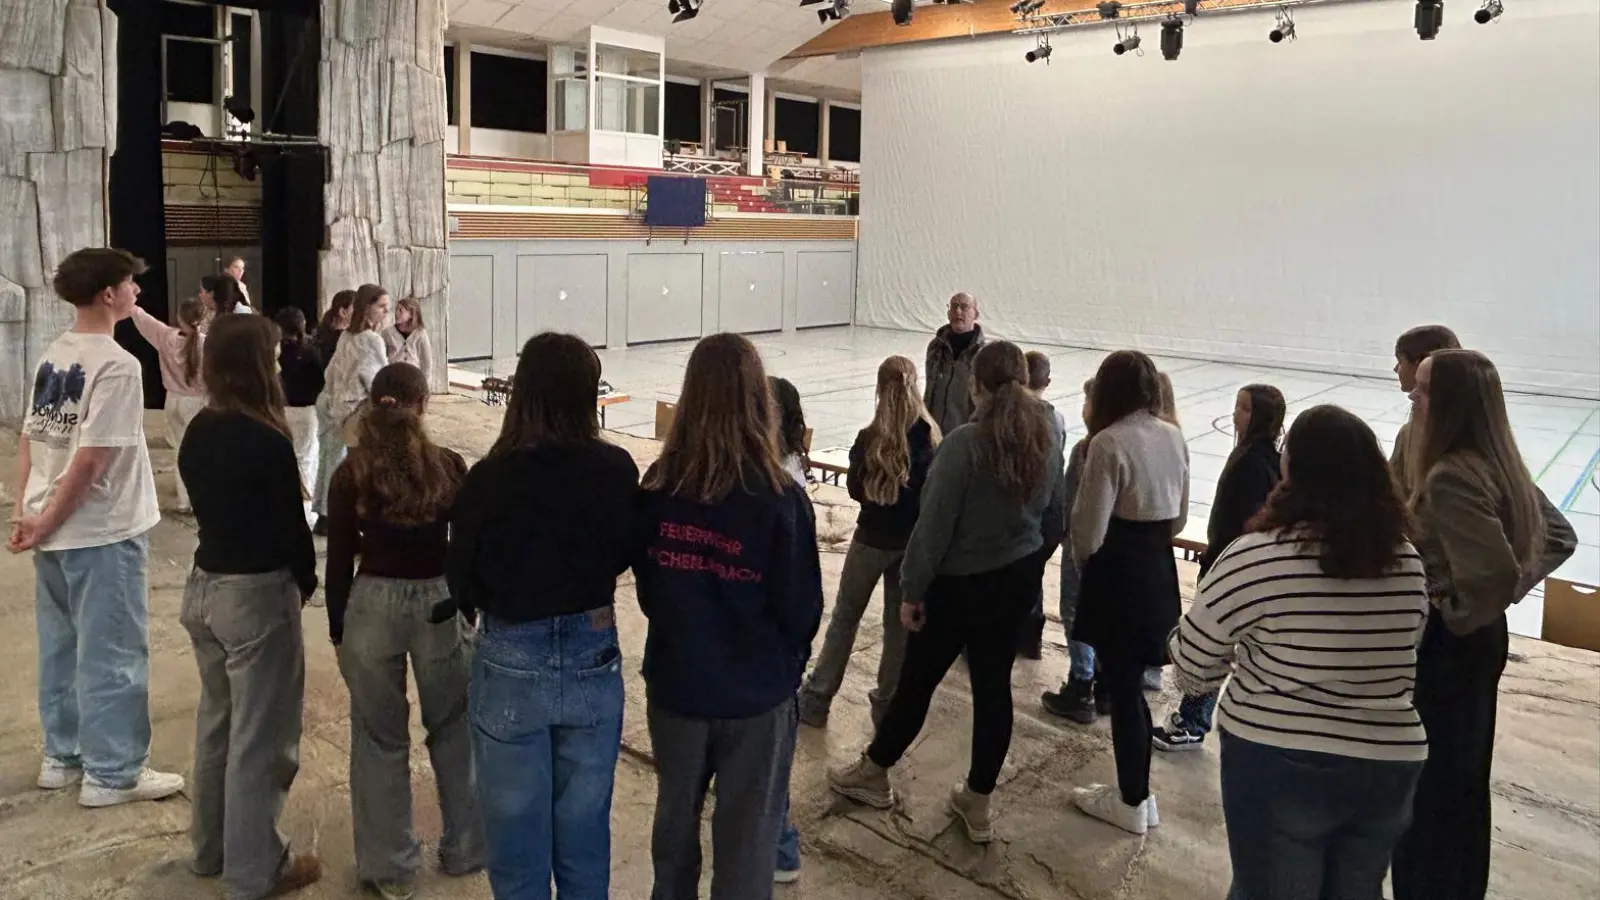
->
<box><xmin>654</xmin><ymin>400</ymin><xmax>676</xmax><ymax>441</ymax></box>
<box><xmin>1542</xmin><ymin>578</ymin><xmax>1600</xmax><ymax>652</ymax></box>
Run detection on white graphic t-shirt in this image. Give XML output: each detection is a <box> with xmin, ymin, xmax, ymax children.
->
<box><xmin>22</xmin><ymin>332</ymin><xmax>160</xmax><ymax>551</ymax></box>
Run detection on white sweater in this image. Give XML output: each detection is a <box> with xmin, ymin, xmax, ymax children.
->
<box><xmin>1169</xmin><ymin>529</ymin><xmax>1430</xmax><ymax>762</ymax></box>
<box><xmin>383</xmin><ymin>324</ymin><xmax>433</xmax><ymax>383</ymax></box>
<box><xmin>323</xmin><ymin>330</ymin><xmax>387</xmax><ymax>419</ymax></box>
<box><xmin>1070</xmin><ymin>411</ymin><xmax>1190</xmax><ymax>566</ymax></box>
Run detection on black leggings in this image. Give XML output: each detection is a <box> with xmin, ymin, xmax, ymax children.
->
<box><xmin>1097</xmin><ymin>643</ymin><xmax>1153</xmax><ymax>806</ymax></box>
<box><xmin>867</xmin><ymin>551</ymin><xmax>1042</xmax><ymax>794</ymax></box>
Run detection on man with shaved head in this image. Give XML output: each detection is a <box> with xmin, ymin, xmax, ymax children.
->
<box><xmin>924</xmin><ymin>292</ymin><xmax>987</xmax><ymax>434</ymax></box>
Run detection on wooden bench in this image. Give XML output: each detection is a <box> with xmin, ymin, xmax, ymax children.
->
<box><xmin>806</xmin><ymin>447</ymin><xmax>849</xmax><ymax>487</ymax></box>
<box><xmin>1173</xmin><ymin>536</ymin><xmax>1207</xmax><ymax>563</ymax></box>
<box><xmin>482</xmin><ymin>377</ymin><xmax>629</xmax><ymax>426</ymax></box>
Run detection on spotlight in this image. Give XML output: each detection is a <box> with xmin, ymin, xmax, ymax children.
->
<box><xmin>1269</xmin><ymin>9</ymin><xmax>1295</xmax><ymax>41</ymax></box>
<box><xmin>1113</xmin><ymin>30</ymin><xmax>1140</xmax><ymax>55</ymax></box>
<box><xmin>816</xmin><ymin>0</ymin><xmax>849</xmax><ymax>21</ymax></box>
<box><xmin>671</xmin><ymin>0</ymin><xmax>701</xmax><ymax>23</ymax></box>
<box><xmin>1097</xmin><ymin>1</ymin><xmax>1122</xmax><ymax>19</ymax></box>
<box><xmin>891</xmin><ymin>0</ymin><xmax>912</xmax><ymax>26</ymax></box>
<box><xmin>223</xmin><ymin>95</ymin><xmax>255</xmax><ymax>125</ymax></box>
<box><xmin>1026</xmin><ymin>39</ymin><xmax>1052</xmax><ymax>63</ymax></box>
<box><xmin>1415</xmin><ymin>0</ymin><xmax>1442</xmax><ymax>39</ymax></box>
<box><xmin>1160</xmin><ymin>16</ymin><xmax>1183</xmax><ymax>60</ymax></box>
<box><xmin>1011</xmin><ymin>0</ymin><xmax>1046</xmax><ymax>16</ymax></box>
<box><xmin>1183</xmin><ymin>0</ymin><xmax>1200</xmax><ymax>15</ymax></box>
<box><xmin>1474</xmin><ymin>0</ymin><xmax>1502</xmax><ymax>23</ymax></box>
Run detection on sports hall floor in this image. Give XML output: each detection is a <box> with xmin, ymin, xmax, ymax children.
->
<box><xmin>467</xmin><ymin>324</ymin><xmax>1600</xmax><ymax>636</ymax></box>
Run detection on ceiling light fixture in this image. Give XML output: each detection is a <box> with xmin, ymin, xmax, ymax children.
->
<box><xmin>1415</xmin><ymin>0</ymin><xmax>1442</xmax><ymax>39</ymax></box>
<box><xmin>891</xmin><ymin>0</ymin><xmax>912</xmax><ymax>26</ymax></box>
<box><xmin>1269</xmin><ymin>8</ymin><xmax>1295</xmax><ymax>41</ymax></box>
<box><xmin>670</xmin><ymin>0</ymin><xmax>702</xmax><ymax>23</ymax></box>
<box><xmin>1026</xmin><ymin>36</ymin><xmax>1052</xmax><ymax>63</ymax></box>
<box><xmin>813</xmin><ymin>0</ymin><xmax>851</xmax><ymax>22</ymax></box>
<box><xmin>1113</xmin><ymin>26</ymin><xmax>1141</xmax><ymax>55</ymax></box>
<box><xmin>1160</xmin><ymin>16</ymin><xmax>1183</xmax><ymax>60</ymax></box>
<box><xmin>1474</xmin><ymin>0</ymin><xmax>1502</xmax><ymax>23</ymax></box>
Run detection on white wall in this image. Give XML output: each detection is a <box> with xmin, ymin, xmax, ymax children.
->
<box><xmin>858</xmin><ymin>0</ymin><xmax>1600</xmax><ymax>398</ymax></box>
<box><xmin>465</xmin><ymin>127</ymin><xmax>551</xmax><ymax>160</ymax></box>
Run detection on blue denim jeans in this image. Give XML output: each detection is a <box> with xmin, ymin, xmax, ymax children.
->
<box><xmin>469</xmin><ymin>609</ymin><xmax>625</xmax><ymax>900</ymax></box>
<box><xmin>1221</xmin><ymin>731</ymin><xmax>1423</xmax><ymax>900</ymax></box>
<box><xmin>1058</xmin><ymin>561</ymin><xmax>1096</xmax><ymax>683</ymax></box>
<box><xmin>34</xmin><ymin>535</ymin><xmax>152</xmax><ymax>787</ymax></box>
<box><xmin>776</xmin><ymin>708</ymin><xmax>800</xmax><ymax>874</ymax></box>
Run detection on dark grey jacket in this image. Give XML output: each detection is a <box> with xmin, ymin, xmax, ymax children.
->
<box><xmin>923</xmin><ymin>324</ymin><xmax>987</xmax><ymax>435</ymax></box>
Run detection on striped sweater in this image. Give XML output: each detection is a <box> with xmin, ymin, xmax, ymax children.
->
<box><xmin>1169</xmin><ymin>529</ymin><xmax>1430</xmax><ymax>762</ymax></box>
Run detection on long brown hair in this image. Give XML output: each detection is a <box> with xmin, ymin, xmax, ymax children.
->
<box><xmin>1408</xmin><ymin>350</ymin><xmax>1544</xmax><ymax>569</ymax></box>
<box><xmin>488</xmin><ymin>332</ymin><xmax>601</xmax><ymax>458</ymax></box>
<box><xmin>1249</xmin><ymin>405</ymin><xmax>1413</xmax><ymax>578</ymax></box>
<box><xmin>972</xmin><ymin>341</ymin><xmax>1055</xmax><ymax>503</ymax></box>
<box><xmin>347</xmin><ymin>363</ymin><xmax>464</xmax><ymax>526</ymax></box>
<box><xmin>1087</xmin><ymin>350</ymin><xmax>1162</xmax><ymax>435</ymax></box>
<box><xmin>203</xmin><ymin>314</ymin><xmax>290</xmax><ymax>439</ymax></box>
<box><xmin>1156</xmin><ymin>371</ymin><xmax>1180</xmax><ymax>428</ymax></box>
<box><xmin>214</xmin><ymin>274</ymin><xmax>249</xmax><ymax>312</ymax></box>
<box><xmin>643</xmin><ymin>332</ymin><xmax>789</xmax><ymax>502</ymax></box>
<box><xmin>177</xmin><ymin>296</ymin><xmax>206</xmax><ymax>383</ymax></box>
<box><xmin>348</xmin><ymin>284</ymin><xmax>388</xmax><ymax>334</ymax></box>
<box><xmin>860</xmin><ymin>356</ymin><xmax>942</xmax><ymax>506</ymax></box>
<box><xmin>394</xmin><ymin>295</ymin><xmax>425</xmax><ymax>331</ymax></box>
<box><xmin>318</xmin><ymin>290</ymin><xmax>356</xmax><ymax>345</ymax></box>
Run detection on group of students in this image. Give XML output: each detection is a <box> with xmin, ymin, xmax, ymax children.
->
<box><xmin>10</xmin><ymin>250</ymin><xmax>1579</xmax><ymax>900</ymax></box>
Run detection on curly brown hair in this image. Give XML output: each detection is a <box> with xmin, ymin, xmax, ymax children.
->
<box><xmin>1248</xmin><ymin>405</ymin><xmax>1414</xmax><ymax>579</ymax></box>
<box><xmin>346</xmin><ymin>363</ymin><xmax>465</xmax><ymax>526</ymax></box>
<box><xmin>972</xmin><ymin>341</ymin><xmax>1055</xmax><ymax>503</ymax></box>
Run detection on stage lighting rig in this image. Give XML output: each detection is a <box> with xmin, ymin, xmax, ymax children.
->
<box><xmin>668</xmin><ymin>0</ymin><xmax>702</xmax><ymax>23</ymax></box>
<box><xmin>1097</xmin><ymin>1</ymin><xmax>1122</xmax><ymax>19</ymax></box>
<box><xmin>1160</xmin><ymin>16</ymin><xmax>1183</xmax><ymax>59</ymax></box>
<box><xmin>1026</xmin><ymin>36</ymin><xmax>1053</xmax><ymax>63</ymax></box>
<box><xmin>1269</xmin><ymin>9</ymin><xmax>1296</xmax><ymax>42</ymax></box>
<box><xmin>1113</xmin><ymin>26</ymin><xmax>1141</xmax><ymax>55</ymax></box>
<box><xmin>890</xmin><ymin>0</ymin><xmax>913</xmax><ymax>26</ymax></box>
<box><xmin>811</xmin><ymin>0</ymin><xmax>850</xmax><ymax>22</ymax></box>
<box><xmin>1474</xmin><ymin>0</ymin><xmax>1502</xmax><ymax>23</ymax></box>
<box><xmin>1011</xmin><ymin>0</ymin><xmax>1047</xmax><ymax>19</ymax></box>
<box><xmin>1415</xmin><ymin>0</ymin><xmax>1442</xmax><ymax>39</ymax></box>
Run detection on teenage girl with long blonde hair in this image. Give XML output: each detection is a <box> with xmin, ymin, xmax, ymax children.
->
<box><xmin>798</xmin><ymin>355</ymin><xmax>941</xmax><ymax>729</ymax></box>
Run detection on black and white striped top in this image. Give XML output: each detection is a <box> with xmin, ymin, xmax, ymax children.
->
<box><xmin>1169</xmin><ymin>529</ymin><xmax>1430</xmax><ymax>762</ymax></box>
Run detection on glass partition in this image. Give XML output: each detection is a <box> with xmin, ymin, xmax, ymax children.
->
<box><xmin>592</xmin><ymin>43</ymin><xmax>660</xmax><ymax>137</ymax></box>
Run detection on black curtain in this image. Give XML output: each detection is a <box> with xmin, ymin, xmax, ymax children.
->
<box><xmin>259</xmin><ymin>8</ymin><xmax>321</xmax><ymax>322</ymax></box>
<box><xmin>108</xmin><ymin>0</ymin><xmax>169</xmax><ymax>409</ymax></box>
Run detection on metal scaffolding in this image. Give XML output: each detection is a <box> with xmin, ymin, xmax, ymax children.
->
<box><xmin>1012</xmin><ymin>0</ymin><xmax>1341</xmax><ymax>35</ymax></box>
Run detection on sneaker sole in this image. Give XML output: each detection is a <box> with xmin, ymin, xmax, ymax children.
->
<box><xmin>78</xmin><ymin>786</ymin><xmax>185</xmax><ymax>808</ymax></box>
<box><xmin>949</xmin><ymin>805</ymin><xmax>994</xmax><ymax>844</ymax></box>
<box><xmin>1151</xmin><ymin>738</ymin><xmax>1205</xmax><ymax>753</ymax></box>
<box><xmin>774</xmin><ymin>869</ymin><xmax>801</xmax><ymax>884</ymax></box>
<box><xmin>37</xmin><ymin>774</ymin><xmax>82</xmax><ymax>790</ymax></box>
<box><xmin>829</xmin><ymin>781</ymin><xmax>894</xmax><ymax>810</ymax></box>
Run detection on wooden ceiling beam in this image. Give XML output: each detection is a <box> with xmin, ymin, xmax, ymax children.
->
<box><xmin>785</xmin><ymin>0</ymin><xmax>1098</xmax><ymax>59</ymax></box>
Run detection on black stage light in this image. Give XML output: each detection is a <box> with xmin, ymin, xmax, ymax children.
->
<box><xmin>1114</xmin><ymin>32</ymin><xmax>1140</xmax><ymax>55</ymax></box>
<box><xmin>224</xmin><ymin>95</ymin><xmax>255</xmax><ymax>124</ymax></box>
<box><xmin>1160</xmin><ymin>17</ymin><xmax>1183</xmax><ymax>60</ymax></box>
<box><xmin>798</xmin><ymin>0</ymin><xmax>825</xmax><ymax>5</ymax></box>
<box><xmin>1183</xmin><ymin>0</ymin><xmax>1200</xmax><ymax>15</ymax></box>
<box><xmin>1097</xmin><ymin>1</ymin><xmax>1122</xmax><ymax>19</ymax></box>
<box><xmin>891</xmin><ymin>0</ymin><xmax>912</xmax><ymax>26</ymax></box>
<box><xmin>672</xmin><ymin>0</ymin><xmax>701</xmax><ymax>23</ymax></box>
<box><xmin>1269</xmin><ymin>10</ymin><xmax>1295</xmax><ymax>42</ymax></box>
<box><xmin>1026</xmin><ymin>42</ymin><xmax>1052</xmax><ymax>63</ymax></box>
<box><xmin>1475</xmin><ymin>0</ymin><xmax>1503</xmax><ymax>23</ymax></box>
<box><xmin>1415</xmin><ymin>0</ymin><xmax>1443</xmax><ymax>39</ymax></box>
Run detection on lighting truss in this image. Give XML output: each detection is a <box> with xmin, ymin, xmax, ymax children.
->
<box><xmin>1014</xmin><ymin>0</ymin><xmax>1335</xmax><ymax>35</ymax></box>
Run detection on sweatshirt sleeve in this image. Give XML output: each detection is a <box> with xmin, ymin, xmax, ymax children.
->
<box><xmin>899</xmin><ymin>431</ymin><xmax>973</xmax><ymax>606</ymax></box>
<box><xmin>767</xmin><ymin>488</ymin><xmax>824</xmax><ymax>667</ymax></box>
<box><xmin>1040</xmin><ymin>435</ymin><xmax>1068</xmax><ymax>554</ymax></box>
<box><xmin>1071</xmin><ymin>433</ymin><xmax>1121</xmax><ymax>567</ymax></box>
<box><xmin>358</xmin><ymin>332</ymin><xmax>386</xmax><ymax>393</ymax></box>
<box><xmin>1424</xmin><ymin>467</ymin><xmax>1523</xmax><ymax>636</ymax></box>
<box><xmin>324</xmin><ymin>464</ymin><xmax>359</xmax><ymax>643</ymax></box>
<box><xmin>845</xmin><ymin>430</ymin><xmax>866</xmax><ymax>504</ymax></box>
<box><xmin>418</xmin><ymin>330</ymin><xmax>434</xmax><ymax>388</ymax></box>
<box><xmin>1168</xmin><ymin>542</ymin><xmax>1252</xmax><ymax>696</ymax></box>
<box><xmin>1518</xmin><ymin>488</ymin><xmax>1579</xmax><ymax>599</ymax></box>
<box><xmin>446</xmin><ymin>465</ymin><xmax>485</xmax><ymax>625</ymax></box>
<box><xmin>268</xmin><ymin>432</ymin><xmax>318</xmax><ymax>601</ymax></box>
<box><xmin>130</xmin><ymin>306</ymin><xmax>177</xmax><ymax>354</ymax></box>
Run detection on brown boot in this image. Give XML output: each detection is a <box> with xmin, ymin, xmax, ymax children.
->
<box><xmin>265</xmin><ymin>853</ymin><xmax>322</xmax><ymax>897</ymax></box>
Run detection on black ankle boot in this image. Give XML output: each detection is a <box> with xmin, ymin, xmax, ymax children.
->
<box><xmin>1017</xmin><ymin>615</ymin><xmax>1045</xmax><ymax>660</ymax></box>
<box><xmin>1042</xmin><ymin>678</ymin><xmax>1098</xmax><ymax>725</ymax></box>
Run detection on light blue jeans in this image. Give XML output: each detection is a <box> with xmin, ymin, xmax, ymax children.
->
<box><xmin>1059</xmin><ymin>559</ymin><xmax>1097</xmax><ymax>683</ymax></box>
<box><xmin>470</xmin><ymin>609</ymin><xmax>624</xmax><ymax>900</ymax></box>
<box><xmin>35</xmin><ymin>534</ymin><xmax>152</xmax><ymax>787</ymax></box>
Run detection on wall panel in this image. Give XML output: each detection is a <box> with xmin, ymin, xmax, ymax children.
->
<box><xmin>717</xmin><ymin>251</ymin><xmax>785</xmax><ymax>334</ymax></box>
<box><xmin>449</xmin><ymin>254</ymin><xmax>495</xmax><ymax>359</ymax></box>
<box><xmin>516</xmin><ymin>253</ymin><xmax>608</xmax><ymax>347</ymax></box>
<box><xmin>627</xmin><ymin>253</ymin><xmax>704</xmax><ymax>344</ymax></box>
<box><xmin>797</xmin><ymin>250</ymin><xmax>855</xmax><ymax>328</ymax></box>
<box><xmin>856</xmin><ymin>0</ymin><xmax>1600</xmax><ymax>398</ymax></box>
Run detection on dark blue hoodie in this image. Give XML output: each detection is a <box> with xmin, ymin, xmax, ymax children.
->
<box><xmin>634</xmin><ymin>468</ymin><xmax>823</xmax><ymax>720</ymax></box>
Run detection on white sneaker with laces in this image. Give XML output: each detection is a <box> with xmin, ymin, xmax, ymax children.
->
<box><xmin>1073</xmin><ymin>784</ymin><xmax>1149</xmax><ymax>835</ymax></box>
<box><xmin>78</xmin><ymin>768</ymin><xmax>186</xmax><ymax>808</ymax></box>
<box><xmin>37</xmin><ymin>757</ymin><xmax>82</xmax><ymax>790</ymax></box>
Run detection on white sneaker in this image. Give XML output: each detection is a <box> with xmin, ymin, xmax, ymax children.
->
<box><xmin>1145</xmin><ymin>794</ymin><xmax>1160</xmax><ymax>828</ymax></box>
<box><xmin>37</xmin><ymin>757</ymin><xmax>82</xmax><ymax>790</ymax></box>
<box><xmin>1073</xmin><ymin>784</ymin><xmax>1148</xmax><ymax>835</ymax></box>
<box><xmin>78</xmin><ymin>768</ymin><xmax>186</xmax><ymax>808</ymax></box>
<box><xmin>774</xmin><ymin>868</ymin><xmax>801</xmax><ymax>884</ymax></box>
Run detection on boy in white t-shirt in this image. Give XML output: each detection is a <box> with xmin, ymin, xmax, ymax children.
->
<box><xmin>8</xmin><ymin>248</ymin><xmax>184</xmax><ymax>807</ymax></box>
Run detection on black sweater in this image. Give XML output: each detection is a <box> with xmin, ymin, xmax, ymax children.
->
<box><xmin>179</xmin><ymin>409</ymin><xmax>318</xmax><ymax>597</ymax></box>
<box><xmin>447</xmin><ymin>441</ymin><xmax>640</xmax><ymax>624</ymax></box>
<box><xmin>1200</xmin><ymin>438</ymin><xmax>1282</xmax><ymax>577</ymax></box>
<box><xmin>279</xmin><ymin>340</ymin><xmax>324</xmax><ymax>408</ymax></box>
<box><xmin>634</xmin><ymin>470</ymin><xmax>824</xmax><ymax>719</ymax></box>
<box><xmin>846</xmin><ymin>419</ymin><xmax>937</xmax><ymax>551</ymax></box>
